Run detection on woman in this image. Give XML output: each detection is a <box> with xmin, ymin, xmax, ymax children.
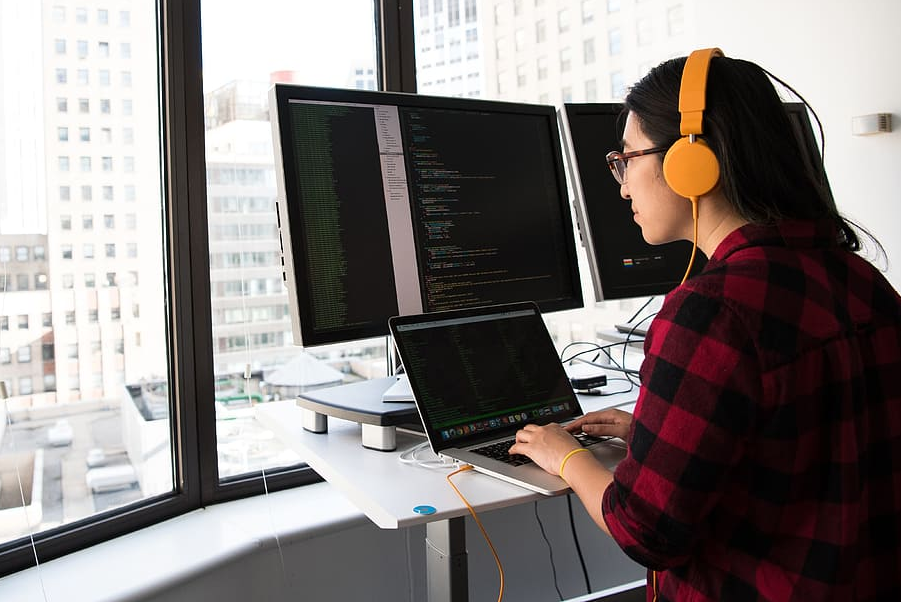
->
<box><xmin>509</xmin><ymin>50</ymin><xmax>901</xmax><ymax>601</ymax></box>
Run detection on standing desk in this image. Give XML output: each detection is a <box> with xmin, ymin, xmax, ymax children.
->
<box><xmin>255</xmin><ymin>386</ymin><xmax>637</xmax><ymax>602</ymax></box>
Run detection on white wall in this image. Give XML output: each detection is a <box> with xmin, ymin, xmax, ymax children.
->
<box><xmin>693</xmin><ymin>0</ymin><xmax>901</xmax><ymax>290</ymax></box>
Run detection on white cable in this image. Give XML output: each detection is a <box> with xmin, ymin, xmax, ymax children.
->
<box><xmin>397</xmin><ymin>441</ymin><xmax>456</xmax><ymax>469</ymax></box>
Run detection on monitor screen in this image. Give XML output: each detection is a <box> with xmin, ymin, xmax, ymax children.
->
<box><xmin>558</xmin><ymin>102</ymin><xmax>829</xmax><ymax>302</ymax></box>
<box><xmin>270</xmin><ymin>85</ymin><xmax>583</xmax><ymax>347</ymax></box>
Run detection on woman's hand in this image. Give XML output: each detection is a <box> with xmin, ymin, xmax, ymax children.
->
<box><xmin>564</xmin><ymin>409</ymin><xmax>632</xmax><ymax>442</ymax></box>
<box><xmin>508</xmin><ymin>423</ymin><xmax>581</xmax><ymax>476</ymax></box>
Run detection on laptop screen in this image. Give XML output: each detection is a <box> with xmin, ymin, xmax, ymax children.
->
<box><xmin>389</xmin><ymin>302</ymin><xmax>582</xmax><ymax>452</ymax></box>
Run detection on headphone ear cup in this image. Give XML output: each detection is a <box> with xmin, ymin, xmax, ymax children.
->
<box><xmin>663</xmin><ymin>137</ymin><xmax>720</xmax><ymax>198</ymax></box>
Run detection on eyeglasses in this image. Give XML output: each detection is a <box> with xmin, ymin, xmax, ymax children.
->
<box><xmin>605</xmin><ymin>146</ymin><xmax>668</xmax><ymax>185</ymax></box>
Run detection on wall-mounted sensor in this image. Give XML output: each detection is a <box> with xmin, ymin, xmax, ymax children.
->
<box><xmin>851</xmin><ymin>113</ymin><xmax>893</xmax><ymax>136</ymax></box>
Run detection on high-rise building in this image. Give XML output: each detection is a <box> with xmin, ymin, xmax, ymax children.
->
<box><xmin>36</xmin><ymin>0</ymin><xmax>166</xmax><ymax>404</ymax></box>
<box><xmin>414</xmin><ymin>0</ymin><xmax>486</xmax><ymax>98</ymax></box>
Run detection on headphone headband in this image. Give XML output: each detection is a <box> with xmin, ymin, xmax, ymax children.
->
<box><xmin>678</xmin><ymin>47</ymin><xmax>723</xmax><ymax>136</ymax></box>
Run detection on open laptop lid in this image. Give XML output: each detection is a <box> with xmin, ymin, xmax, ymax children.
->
<box><xmin>389</xmin><ymin>302</ymin><xmax>584</xmax><ymax>454</ymax></box>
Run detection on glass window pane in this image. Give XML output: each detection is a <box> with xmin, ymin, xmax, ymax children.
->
<box><xmin>200</xmin><ymin>0</ymin><xmax>379</xmax><ymax>480</ymax></box>
<box><xmin>0</xmin><ymin>0</ymin><xmax>173</xmax><ymax>549</ymax></box>
<box><xmin>411</xmin><ymin>0</ymin><xmax>681</xmax><ymax>353</ymax></box>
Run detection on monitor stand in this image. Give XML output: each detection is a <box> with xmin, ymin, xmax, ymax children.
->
<box><xmin>381</xmin><ymin>374</ymin><xmax>414</xmax><ymax>403</ymax></box>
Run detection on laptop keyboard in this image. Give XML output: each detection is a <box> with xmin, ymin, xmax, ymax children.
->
<box><xmin>471</xmin><ymin>432</ymin><xmax>613</xmax><ymax>466</ymax></box>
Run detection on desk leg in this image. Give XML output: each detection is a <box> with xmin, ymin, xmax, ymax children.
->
<box><xmin>426</xmin><ymin>517</ymin><xmax>468</xmax><ymax>602</ymax></box>
<box><xmin>300</xmin><ymin>408</ymin><xmax>328</xmax><ymax>433</ymax></box>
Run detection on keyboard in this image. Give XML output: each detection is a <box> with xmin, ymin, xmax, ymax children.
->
<box><xmin>471</xmin><ymin>432</ymin><xmax>613</xmax><ymax>466</ymax></box>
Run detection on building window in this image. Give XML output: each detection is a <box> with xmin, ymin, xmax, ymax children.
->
<box><xmin>103</xmin><ymin>186</ymin><xmax>114</xmax><ymax>201</ymax></box>
<box><xmin>583</xmin><ymin>38</ymin><xmax>596</xmax><ymax>64</ymax></box>
<box><xmin>611</xmin><ymin>70</ymin><xmax>625</xmax><ymax>98</ymax></box>
<box><xmin>120</xmin><ymin>42</ymin><xmax>131</xmax><ymax>59</ymax></box>
<box><xmin>42</xmin><ymin>313</ymin><xmax>53</xmax><ymax>328</ymax></box>
<box><xmin>56</xmin><ymin>68</ymin><xmax>67</xmax><ymax>84</ymax></box>
<box><xmin>77</xmin><ymin>40</ymin><xmax>88</xmax><ymax>58</ymax></box>
<box><xmin>517</xmin><ymin>64</ymin><xmax>527</xmax><ymax>87</ymax></box>
<box><xmin>0</xmin><ymin>348</ymin><xmax>9</xmax><ymax>364</ymax></box>
<box><xmin>668</xmin><ymin>5</ymin><xmax>685</xmax><ymax>36</ymax></box>
<box><xmin>35</xmin><ymin>274</ymin><xmax>48</xmax><ymax>290</ymax></box>
<box><xmin>99</xmin><ymin>70</ymin><xmax>110</xmax><ymax>86</ymax></box>
<box><xmin>104</xmin><ymin>214</ymin><xmax>115</xmax><ymax>229</ymax></box>
<box><xmin>82</xmin><ymin>185</ymin><xmax>92</xmax><ymax>201</ymax></box>
<box><xmin>609</xmin><ymin>27</ymin><xmax>622</xmax><ymax>55</ymax></box>
<box><xmin>85</xmin><ymin>273</ymin><xmax>96</xmax><ymax>288</ymax></box>
<box><xmin>607</xmin><ymin>0</ymin><xmax>620</xmax><ymax>12</ymax></box>
<box><xmin>55</xmin><ymin>39</ymin><xmax>66</xmax><ymax>54</ymax></box>
<box><xmin>537</xmin><ymin>56</ymin><xmax>548</xmax><ymax>80</ymax></box>
<box><xmin>464</xmin><ymin>0</ymin><xmax>477</xmax><ymax>22</ymax></box>
<box><xmin>57</xmin><ymin>97</ymin><xmax>68</xmax><ymax>112</ymax></box>
<box><xmin>119</xmin><ymin>10</ymin><xmax>131</xmax><ymax>26</ymax></box>
<box><xmin>79</xmin><ymin>98</ymin><xmax>90</xmax><ymax>113</ymax></box>
<box><xmin>17</xmin><ymin>346</ymin><xmax>32</xmax><ymax>363</ymax></box>
<box><xmin>65</xmin><ymin>311</ymin><xmax>76</xmax><ymax>325</ymax></box>
<box><xmin>17</xmin><ymin>274</ymin><xmax>29</xmax><ymax>291</ymax></box>
<box><xmin>102</xmin><ymin>156</ymin><xmax>113</xmax><ymax>171</ymax></box>
<box><xmin>106</xmin><ymin>244</ymin><xmax>116</xmax><ymax>258</ymax></box>
<box><xmin>98</xmin><ymin>41</ymin><xmax>110</xmax><ymax>57</ymax></box>
<box><xmin>100</xmin><ymin>98</ymin><xmax>111</xmax><ymax>114</ymax></box>
<box><xmin>34</xmin><ymin>246</ymin><xmax>46</xmax><ymax>260</ymax></box>
<box><xmin>636</xmin><ymin>17</ymin><xmax>653</xmax><ymax>46</ymax></box>
<box><xmin>88</xmin><ymin>309</ymin><xmax>99</xmax><ymax>323</ymax></box>
<box><xmin>560</xmin><ymin>47</ymin><xmax>572</xmax><ymax>72</ymax></box>
<box><xmin>536</xmin><ymin>20</ymin><xmax>546</xmax><ymax>43</ymax></box>
<box><xmin>62</xmin><ymin>274</ymin><xmax>74</xmax><ymax>289</ymax></box>
<box><xmin>557</xmin><ymin>9</ymin><xmax>570</xmax><ymax>33</ymax></box>
<box><xmin>59</xmin><ymin>156</ymin><xmax>70</xmax><ymax>171</ymax></box>
<box><xmin>121</xmin><ymin>71</ymin><xmax>132</xmax><ymax>87</ymax></box>
<box><xmin>77</xmin><ymin>69</ymin><xmax>89</xmax><ymax>85</ymax></box>
<box><xmin>98</xmin><ymin>9</ymin><xmax>108</xmax><ymax>24</ymax></box>
<box><xmin>80</xmin><ymin>127</ymin><xmax>91</xmax><ymax>142</ymax></box>
<box><xmin>80</xmin><ymin>156</ymin><xmax>92</xmax><ymax>172</ymax></box>
<box><xmin>19</xmin><ymin>378</ymin><xmax>33</xmax><ymax>396</ymax></box>
<box><xmin>83</xmin><ymin>215</ymin><xmax>94</xmax><ymax>230</ymax></box>
<box><xmin>127</xmin><ymin>243</ymin><xmax>138</xmax><ymax>258</ymax></box>
<box><xmin>51</xmin><ymin>6</ymin><xmax>66</xmax><ymax>23</ymax></box>
<box><xmin>61</xmin><ymin>216</ymin><xmax>72</xmax><ymax>230</ymax></box>
<box><xmin>60</xmin><ymin>186</ymin><xmax>71</xmax><ymax>201</ymax></box>
<box><xmin>582</xmin><ymin>0</ymin><xmax>595</xmax><ymax>23</ymax></box>
<box><xmin>83</xmin><ymin>243</ymin><xmax>94</xmax><ymax>259</ymax></box>
<box><xmin>76</xmin><ymin>7</ymin><xmax>87</xmax><ymax>23</ymax></box>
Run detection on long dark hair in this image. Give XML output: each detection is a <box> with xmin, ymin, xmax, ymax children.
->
<box><xmin>623</xmin><ymin>55</ymin><xmax>876</xmax><ymax>254</ymax></box>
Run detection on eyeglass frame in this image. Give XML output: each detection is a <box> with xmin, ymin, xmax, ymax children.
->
<box><xmin>605</xmin><ymin>146</ymin><xmax>669</xmax><ymax>185</ymax></box>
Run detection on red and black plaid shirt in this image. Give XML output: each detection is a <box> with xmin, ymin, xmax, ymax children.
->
<box><xmin>602</xmin><ymin>220</ymin><xmax>901</xmax><ymax>601</ymax></box>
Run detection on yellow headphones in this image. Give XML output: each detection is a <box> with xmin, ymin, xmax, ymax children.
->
<box><xmin>662</xmin><ymin>47</ymin><xmax>723</xmax><ymax>283</ymax></box>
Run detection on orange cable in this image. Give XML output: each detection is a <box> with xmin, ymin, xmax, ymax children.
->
<box><xmin>680</xmin><ymin>196</ymin><xmax>699</xmax><ymax>285</ymax></box>
<box><xmin>447</xmin><ymin>465</ymin><xmax>505</xmax><ymax>602</ymax></box>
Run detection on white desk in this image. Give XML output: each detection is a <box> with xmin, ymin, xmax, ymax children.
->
<box><xmin>256</xmin><ymin>387</ymin><xmax>637</xmax><ymax>602</ymax></box>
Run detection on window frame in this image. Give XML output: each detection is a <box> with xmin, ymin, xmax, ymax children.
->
<box><xmin>0</xmin><ymin>0</ymin><xmax>408</xmax><ymax>578</ymax></box>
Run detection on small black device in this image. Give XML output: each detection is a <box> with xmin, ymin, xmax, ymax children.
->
<box><xmin>569</xmin><ymin>373</ymin><xmax>608</xmax><ymax>391</ymax></box>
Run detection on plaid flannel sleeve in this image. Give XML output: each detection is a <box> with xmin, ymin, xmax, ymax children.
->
<box><xmin>602</xmin><ymin>285</ymin><xmax>761</xmax><ymax>570</ymax></box>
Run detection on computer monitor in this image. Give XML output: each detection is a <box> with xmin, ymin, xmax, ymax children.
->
<box><xmin>558</xmin><ymin>101</ymin><xmax>830</xmax><ymax>303</ymax></box>
<box><xmin>270</xmin><ymin>85</ymin><xmax>583</xmax><ymax>347</ymax></box>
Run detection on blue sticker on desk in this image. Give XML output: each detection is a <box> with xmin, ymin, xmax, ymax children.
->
<box><xmin>413</xmin><ymin>505</ymin><xmax>436</xmax><ymax>515</ymax></box>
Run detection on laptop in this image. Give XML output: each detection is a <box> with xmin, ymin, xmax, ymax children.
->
<box><xmin>388</xmin><ymin>301</ymin><xmax>626</xmax><ymax>495</ymax></box>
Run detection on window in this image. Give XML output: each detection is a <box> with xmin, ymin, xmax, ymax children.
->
<box><xmin>57</xmin><ymin>97</ymin><xmax>68</xmax><ymax>112</ymax></box>
<box><xmin>17</xmin><ymin>346</ymin><xmax>32</xmax><ymax>363</ymax></box>
<box><xmin>58</xmin><ymin>126</ymin><xmax>69</xmax><ymax>141</ymax></box>
<box><xmin>99</xmin><ymin>70</ymin><xmax>110</xmax><ymax>85</ymax></box>
<box><xmin>42</xmin><ymin>313</ymin><xmax>53</xmax><ymax>328</ymax></box>
<box><xmin>98</xmin><ymin>9</ymin><xmax>108</xmax><ymax>24</ymax></box>
<box><xmin>102</xmin><ymin>156</ymin><xmax>113</xmax><ymax>171</ymax></box>
<box><xmin>609</xmin><ymin>27</ymin><xmax>622</xmax><ymax>55</ymax></box>
<box><xmin>0</xmin><ymin>247</ymin><xmax>9</xmax><ymax>262</ymax></box>
<box><xmin>83</xmin><ymin>243</ymin><xmax>94</xmax><ymax>259</ymax></box>
<box><xmin>83</xmin><ymin>215</ymin><xmax>94</xmax><ymax>230</ymax></box>
<box><xmin>121</xmin><ymin>71</ymin><xmax>132</xmax><ymax>86</ymax></box>
<box><xmin>584</xmin><ymin>38</ymin><xmax>596</xmax><ymax>64</ymax></box>
<box><xmin>560</xmin><ymin>47</ymin><xmax>572</xmax><ymax>72</ymax></box>
<box><xmin>80</xmin><ymin>156</ymin><xmax>92</xmax><ymax>172</ymax></box>
<box><xmin>61</xmin><ymin>215</ymin><xmax>72</xmax><ymax>230</ymax></box>
<box><xmin>84</xmin><ymin>273</ymin><xmax>95</xmax><ymax>288</ymax></box>
<box><xmin>668</xmin><ymin>5</ymin><xmax>685</xmax><ymax>36</ymax></box>
<box><xmin>77</xmin><ymin>40</ymin><xmax>88</xmax><ymax>58</ymax></box>
<box><xmin>16</xmin><ymin>246</ymin><xmax>28</xmax><ymax>261</ymax></box>
<box><xmin>18</xmin><ymin>314</ymin><xmax>29</xmax><ymax>329</ymax></box>
<box><xmin>558</xmin><ymin>8</ymin><xmax>570</xmax><ymax>33</ymax></box>
<box><xmin>100</xmin><ymin>98</ymin><xmax>111</xmax><ymax>114</ymax></box>
<box><xmin>62</xmin><ymin>274</ymin><xmax>74</xmax><ymax>289</ymax></box>
<box><xmin>56</xmin><ymin>68</ymin><xmax>67</xmax><ymax>84</ymax></box>
<box><xmin>17</xmin><ymin>274</ymin><xmax>29</xmax><ymax>291</ymax></box>
<box><xmin>77</xmin><ymin>69</ymin><xmax>89</xmax><ymax>85</ymax></box>
<box><xmin>65</xmin><ymin>311</ymin><xmax>76</xmax><ymax>325</ymax></box>
<box><xmin>104</xmin><ymin>214</ymin><xmax>115</xmax><ymax>229</ymax></box>
<box><xmin>34</xmin><ymin>246</ymin><xmax>46</xmax><ymax>260</ymax></box>
<box><xmin>536</xmin><ymin>20</ymin><xmax>546</xmax><ymax>43</ymax></box>
<box><xmin>60</xmin><ymin>185</ymin><xmax>71</xmax><ymax>201</ymax></box>
<box><xmin>106</xmin><ymin>243</ymin><xmax>116</xmax><ymax>258</ymax></box>
<box><xmin>55</xmin><ymin>38</ymin><xmax>66</xmax><ymax>54</ymax></box>
<box><xmin>99</xmin><ymin>41</ymin><xmax>110</xmax><ymax>57</ymax></box>
<box><xmin>76</xmin><ymin>7</ymin><xmax>87</xmax><ymax>23</ymax></box>
<box><xmin>82</xmin><ymin>185</ymin><xmax>93</xmax><ymax>200</ymax></box>
<box><xmin>122</xmin><ymin>99</ymin><xmax>133</xmax><ymax>115</ymax></box>
<box><xmin>611</xmin><ymin>70</ymin><xmax>625</xmax><ymax>98</ymax></box>
<box><xmin>582</xmin><ymin>0</ymin><xmax>595</xmax><ymax>23</ymax></box>
<box><xmin>0</xmin><ymin>348</ymin><xmax>9</xmax><ymax>364</ymax></box>
<box><xmin>120</xmin><ymin>42</ymin><xmax>132</xmax><ymax>58</ymax></box>
<box><xmin>537</xmin><ymin>55</ymin><xmax>548</xmax><ymax>80</ymax></box>
<box><xmin>80</xmin><ymin>127</ymin><xmax>91</xmax><ymax>142</ymax></box>
<box><xmin>127</xmin><ymin>243</ymin><xmax>138</xmax><ymax>258</ymax></box>
<box><xmin>119</xmin><ymin>10</ymin><xmax>131</xmax><ymax>26</ymax></box>
<box><xmin>636</xmin><ymin>17</ymin><xmax>653</xmax><ymax>46</ymax></box>
<box><xmin>79</xmin><ymin>98</ymin><xmax>90</xmax><ymax>113</ymax></box>
<box><xmin>58</xmin><ymin>156</ymin><xmax>70</xmax><ymax>171</ymax></box>
<box><xmin>103</xmin><ymin>185</ymin><xmax>114</xmax><ymax>200</ymax></box>
<box><xmin>19</xmin><ymin>377</ymin><xmax>33</xmax><ymax>396</ymax></box>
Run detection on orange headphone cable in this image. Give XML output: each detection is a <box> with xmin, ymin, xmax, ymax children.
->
<box><xmin>680</xmin><ymin>196</ymin><xmax>699</xmax><ymax>285</ymax></box>
<box><xmin>447</xmin><ymin>465</ymin><xmax>505</xmax><ymax>602</ymax></box>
